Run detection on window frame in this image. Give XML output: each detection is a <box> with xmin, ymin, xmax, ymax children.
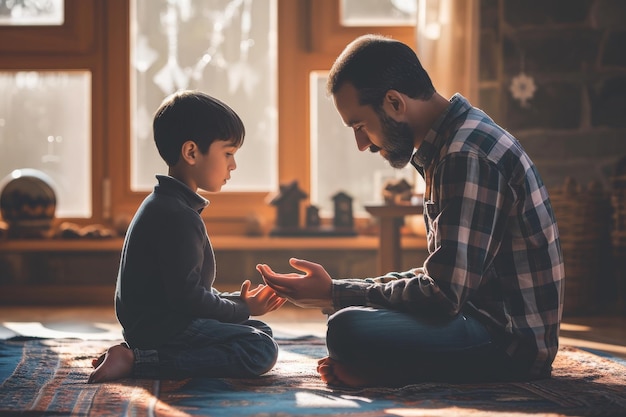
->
<box><xmin>106</xmin><ymin>0</ymin><xmax>279</xmax><ymax>234</ymax></box>
<box><xmin>0</xmin><ymin>0</ymin><xmax>418</xmax><ymax>234</ymax></box>
<box><xmin>0</xmin><ymin>0</ymin><xmax>94</xmax><ymax>53</ymax></box>
<box><xmin>308</xmin><ymin>0</ymin><xmax>416</xmax><ymax>54</ymax></box>
<box><xmin>0</xmin><ymin>0</ymin><xmax>106</xmax><ymax>227</ymax></box>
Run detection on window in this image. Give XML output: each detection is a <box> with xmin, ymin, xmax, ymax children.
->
<box><xmin>110</xmin><ymin>0</ymin><xmax>418</xmax><ymax>233</ymax></box>
<box><xmin>0</xmin><ymin>71</ymin><xmax>91</xmax><ymax>217</ymax></box>
<box><xmin>130</xmin><ymin>0</ymin><xmax>277</xmax><ymax>192</ymax></box>
<box><xmin>0</xmin><ymin>0</ymin><xmax>102</xmax><ymax>225</ymax></box>
<box><xmin>0</xmin><ymin>0</ymin><xmax>421</xmax><ymax>234</ymax></box>
<box><xmin>310</xmin><ymin>71</ymin><xmax>415</xmax><ymax>216</ymax></box>
<box><xmin>340</xmin><ymin>0</ymin><xmax>416</xmax><ymax>27</ymax></box>
<box><xmin>0</xmin><ymin>0</ymin><xmax>64</xmax><ymax>25</ymax></box>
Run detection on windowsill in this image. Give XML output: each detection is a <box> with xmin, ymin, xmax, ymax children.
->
<box><xmin>0</xmin><ymin>234</ymin><xmax>428</xmax><ymax>252</ymax></box>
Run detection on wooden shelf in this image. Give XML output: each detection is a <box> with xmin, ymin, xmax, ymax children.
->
<box><xmin>0</xmin><ymin>238</ymin><xmax>125</xmax><ymax>252</ymax></box>
<box><xmin>213</xmin><ymin>235</ymin><xmax>426</xmax><ymax>250</ymax></box>
<box><xmin>0</xmin><ymin>233</ymin><xmax>428</xmax><ymax>305</ymax></box>
<box><xmin>0</xmin><ymin>285</ymin><xmax>115</xmax><ymax>306</ymax></box>
<box><xmin>0</xmin><ymin>235</ymin><xmax>427</xmax><ymax>253</ymax></box>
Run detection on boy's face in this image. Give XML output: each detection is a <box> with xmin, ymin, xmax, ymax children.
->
<box><xmin>194</xmin><ymin>140</ymin><xmax>239</xmax><ymax>193</ymax></box>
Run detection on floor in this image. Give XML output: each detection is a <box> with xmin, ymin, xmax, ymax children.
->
<box><xmin>0</xmin><ymin>304</ymin><xmax>329</xmax><ymax>341</ymax></box>
<box><xmin>0</xmin><ymin>305</ymin><xmax>625</xmax><ymax>359</ymax></box>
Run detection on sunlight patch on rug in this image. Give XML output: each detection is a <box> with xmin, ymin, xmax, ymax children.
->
<box><xmin>295</xmin><ymin>392</ymin><xmax>369</xmax><ymax>408</ymax></box>
<box><xmin>1</xmin><ymin>321</ymin><xmax>122</xmax><ymax>340</ymax></box>
<box><xmin>384</xmin><ymin>407</ymin><xmax>565</xmax><ymax>416</ymax></box>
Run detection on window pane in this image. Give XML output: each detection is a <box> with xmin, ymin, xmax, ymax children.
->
<box><xmin>0</xmin><ymin>0</ymin><xmax>64</xmax><ymax>25</ymax></box>
<box><xmin>340</xmin><ymin>0</ymin><xmax>416</xmax><ymax>27</ymax></box>
<box><xmin>310</xmin><ymin>72</ymin><xmax>415</xmax><ymax>217</ymax></box>
<box><xmin>0</xmin><ymin>71</ymin><xmax>92</xmax><ymax>217</ymax></box>
<box><xmin>131</xmin><ymin>0</ymin><xmax>277</xmax><ymax>192</ymax></box>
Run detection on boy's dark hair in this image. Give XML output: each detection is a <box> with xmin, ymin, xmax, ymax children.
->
<box><xmin>327</xmin><ymin>34</ymin><xmax>435</xmax><ymax>109</ymax></box>
<box><xmin>153</xmin><ymin>90</ymin><xmax>245</xmax><ymax>166</ymax></box>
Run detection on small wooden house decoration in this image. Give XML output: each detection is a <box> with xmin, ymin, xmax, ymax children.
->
<box><xmin>332</xmin><ymin>191</ymin><xmax>354</xmax><ymax>229</ymax></box>
<box><xmin>305</xmin><ymin>204</ymin><xmax>321</xmax><ymax>228</ymax></box>
<box><xmin>269</xmin><ymin>180</ymin><xmax>307</xmax><ymax>233</ymax></box>
<box><xmin>382</xmin><ymin>178</ymin><xmax>413</xmax><ymax>205</ymax></box>
<box><xmin>268</xmin><ymin>182</ymin><xmax>356</xmax><ymax>237</ymax></box>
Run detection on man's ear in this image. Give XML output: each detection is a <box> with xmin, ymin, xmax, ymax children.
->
<box><xmin>180</xmin><ymin>140</ymin><xmax>198</xmax><ymax>165</ymax></box>
<box><xmin>384</xmin><ymin>90</ymin><xmax>406</xmax><ymax>115</ymax></box>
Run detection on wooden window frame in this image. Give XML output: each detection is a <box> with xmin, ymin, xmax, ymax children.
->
<box><xmin>105</xmin><ymin>0</ymin><xmax>315</xmax><ymax>234</ymax></box>
<box><xmin>307</xmin><ymin>0</ymin><xmax>415</xmax><ymax>54</ymax></box>
<box><xmin>0</xmin><ymin>0</ymin><xmax>106</xmax><ymax>228</ymax></box>
<box><xmin>0</xmin><ymin>0</ymin><xmax>418</xmax><ymax>235</ymax></box>
<box><xmin>0</xmin><ymin>0</ymin><xmax>95</xmax><ymax>53</ymax></box>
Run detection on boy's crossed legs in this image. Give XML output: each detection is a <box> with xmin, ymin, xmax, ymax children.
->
<box><xmin>88</xmin><ymin>318</ymin><xmax>277</xmax><ymax>383</ymax></box>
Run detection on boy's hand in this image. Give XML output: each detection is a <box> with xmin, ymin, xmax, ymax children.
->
<box><xmin>240</xmin><ymin>280</ymin><xmax>286</xmax><ymax>316</ymax></box>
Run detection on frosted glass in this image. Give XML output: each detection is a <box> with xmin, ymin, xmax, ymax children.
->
<box><xmin>0</xmin><ymin>71</ymin><xmax>92</xmax><ymax>218</ymax></box>
<box><xmin>131</xmin><ymin>0</ymin><xmax>278</xmax><ymax>192</ymax></box>
<box><xmin>340</xmin><ymin>0</ymin><xmax>416</xmax><ymax>26</ymax></box>
<box><xmin>310</xmin><ymin>72</ymin><xmax>415</xmax><ymax>217</ymax></box>
<box><xmin>0</xmin><ymin>0</ymin><xmax>64</xmax><ymax>25</ymax></box>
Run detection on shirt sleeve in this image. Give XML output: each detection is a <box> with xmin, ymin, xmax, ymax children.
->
<box><xmin>331</xmin><ymin>153</ymin><xmax>513</xmax><ymax>317</ymax></box>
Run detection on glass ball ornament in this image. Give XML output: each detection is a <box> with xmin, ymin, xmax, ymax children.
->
<box><xmin>0</xmin><ymin>169</ymin><xmax>57</xmax><ymax>238</ymax></box>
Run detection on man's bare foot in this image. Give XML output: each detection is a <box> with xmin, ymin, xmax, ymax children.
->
<box><xmin>87</xmin><ymin>343</ymin><xmax>134</xmax><ymax>383</ymax></box>
<box><xmin>316</xmin><ymin>357</ymin><xmax>373</xmax><ymax>388</ymax></box>
<box><xmin>92</xmin><ymin>353</ymin><xmax>105</xmax><ymax>368</ymax></box>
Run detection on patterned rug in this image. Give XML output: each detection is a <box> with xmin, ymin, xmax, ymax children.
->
<box><xmin>1</xmin><ymin>336</ymin><xmax>625</xmax><ymax>417</ymax></box>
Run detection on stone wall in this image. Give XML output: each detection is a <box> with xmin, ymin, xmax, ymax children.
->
<box><xmin>479</xmin><ymin>0</ymin><xmax>626</xmax><ymax>189</ymax></box>
<box><xmin>478</xmin><ymin>0</ymin><xmax>626</xmax><ymax>314</ymax></box>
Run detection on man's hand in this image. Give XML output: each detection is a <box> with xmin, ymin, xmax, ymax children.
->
<box><xmin>240</xmin><ymin>280</ymin><xmax>286</xmax><ymax>316</ymax></box>
<box><xmin>256</xmin><ymin>258</ymin><xmax>333</xmax><ymax>310</ymax></box>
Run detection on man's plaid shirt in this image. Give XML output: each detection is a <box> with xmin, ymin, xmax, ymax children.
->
<box><xmin>330</xmin><ymin>94</ymin><xmax>564</xmax><ymax>378</ymax></box>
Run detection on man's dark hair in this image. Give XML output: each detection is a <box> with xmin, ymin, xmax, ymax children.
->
<box><xmin>327</xmin><ymin>34</ymin><xmax>435</xmax><ymax>108</ymax></box>
<box><xmin>153</xmin><ymin>90</ymin><xmax>245</xmax><ymax>166</ymax></box>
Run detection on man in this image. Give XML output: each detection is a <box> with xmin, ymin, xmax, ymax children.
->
<box><xmin>256</xmin><ymin>34</ymin><xmax>564</xmax><ymax>387</ymax></box>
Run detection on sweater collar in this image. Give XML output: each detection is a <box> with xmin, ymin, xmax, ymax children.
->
<box><xmin>154</xmin><ymin>175</ymin><xmax>209</xmax><ymax>213</ymax></box>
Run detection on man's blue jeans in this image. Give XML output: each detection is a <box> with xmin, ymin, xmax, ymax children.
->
<box><xmin>131</xmin><ymin>318</ymin><xmax>278</xmax><ymax>379</ymax></box>
<box><xmin>326</xmin><ymin>306</ymin><xmax>514</xmax><ymax>383</ymax></box>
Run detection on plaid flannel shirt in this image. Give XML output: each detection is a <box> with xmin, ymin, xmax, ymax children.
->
<box><xmin>330</xmin><ymin>94</ymin><xmax>564</xmax><ymax>378</ymax></box>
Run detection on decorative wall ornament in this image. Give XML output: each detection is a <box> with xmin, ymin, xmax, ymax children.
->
<box><xmin>510</xmin><ymin>72</ymin><xmax>536</xmax><ymax>108</ymax></box>
<box><xmin>509</xmin><ymin>52</ymin><xmax>536</xmax><ymax>107</ymax></box>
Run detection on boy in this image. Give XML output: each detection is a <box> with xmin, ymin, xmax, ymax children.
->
<box><xmin>89</xmin><ymin>90</ymin><xmax>285</xmax><ymax>383</ymax></box>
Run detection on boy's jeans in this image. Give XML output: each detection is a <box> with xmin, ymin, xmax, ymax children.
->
<box><xmin>326</xmin><ymin>306</ymin><xmax>517</xmax><ymax>383</ymax></box>
<box><xmin>132</xmin><ymin>318</ymin><xmax>278</xmax><ymax>379</ymax></box>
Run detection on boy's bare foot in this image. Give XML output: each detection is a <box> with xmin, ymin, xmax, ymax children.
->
<box><xmin>88</xmin><ymin>343</ymin><xmax>134</xmax><ymax>383</ymax></box>
<box><xmin>316</xmin><ymin>356</ymin><xmax>373</xmax><ymax>388</ymax></box>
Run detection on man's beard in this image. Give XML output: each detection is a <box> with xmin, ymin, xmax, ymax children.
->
<box><xmin>371</xmin><ymin>110</ymin><xmax>415</xmax><ymax>169</ymax></box>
